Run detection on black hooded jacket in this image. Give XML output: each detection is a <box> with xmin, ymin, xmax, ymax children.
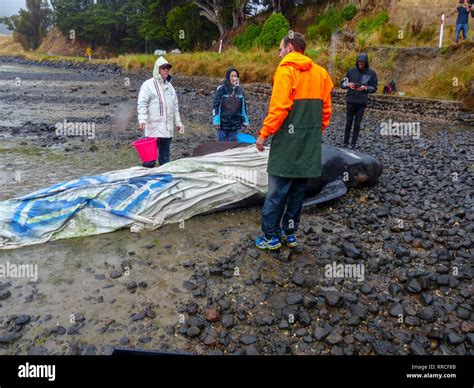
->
<box><xmin>212</xmin><ymin>67</ymin><xmax>249</xmax><ymax>131</ymax></box>
<box><xmin>340</xmin><ymin>53</ymin><xmax>378</xmax><ymax>106</ymax></box>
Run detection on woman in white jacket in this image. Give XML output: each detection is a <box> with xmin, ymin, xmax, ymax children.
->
<box><xmin>137</xmin><ymin>56</ymin><xmax>183</xmax><ymax>167</ymax></box>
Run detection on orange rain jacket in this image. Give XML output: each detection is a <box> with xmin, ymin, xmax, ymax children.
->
<box><xmin>258</xmin><ymin>52</ymin><xmax>333</xmax><ymax>178</ymax></box>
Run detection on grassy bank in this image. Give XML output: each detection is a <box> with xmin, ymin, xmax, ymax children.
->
<box><xmin>114</xmin><ymin>49</ymin><xmax>281</xmax><ymax>84</ymax></box>
<box><xmin>114</xmin><ymin>43</ymin><xmax>474</xmax><ymax>102</ymax></box>
<box><xmin>1</xmin><ymin>34</ymin><xmax>472</xmax><ymax>102</ymax></box>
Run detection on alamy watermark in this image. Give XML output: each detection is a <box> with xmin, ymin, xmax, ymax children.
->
<box><xmin>18</xmin><ymin>363</ymin><xmax>55</xmax><ymax>382</ymax></box>
<box><xmin>380</xmin><ymin>119</ymin><xmax>420</xmax><ymax>140</ymax></box>
<box><xmin>325</xmin><ymin>261</ymin><xmax>365</xmax><ymax>282</ymax></box>
<box><xmin>0</xmin><ymin>262</ymin><xmax>38</xmax><ymax>282</ymax></box>
<box><xmin>217</xmin><ymin>168</ymin><xmax>258</xmax><ymax>185</ymax></box>
<box><xmin>55</xmin><ymin>119</ymin><xmax>96</xmax><ymax>139</ymax></box>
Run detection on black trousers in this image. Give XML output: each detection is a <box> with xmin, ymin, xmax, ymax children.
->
<box><xmin>142</xmin><ymin>137</ymin><xmax>172</xmax><ymax>168</ymax></box>
<box><xmin>344</xmin><ymin>103</ymin><xmax>366</xmax><ymax>146</ymax></box>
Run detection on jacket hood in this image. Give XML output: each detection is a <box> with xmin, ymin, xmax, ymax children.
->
<box><xmin>153</xmin><ymin>56</ymin><xmax>173</xmax><ymax>82</ymax></box>
<box><xmin>224</xmin><ymin>66</ymin><xmax>239</xmax><ymax>89</ymax></box>
<box><xmin>356</xmin><ymin>53</ymin><xmax>369</xmax><ymax>68</ymax></box>
<box><xmin>280</xmin><ymin>52</ymin><xmax>313</xmax><ymax>72</ymax></box>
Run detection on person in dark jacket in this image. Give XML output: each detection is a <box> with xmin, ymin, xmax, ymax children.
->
<box><xmin>213</xmin><ymin>67</ymin><xmax>250</xmax><ymax>142</ymax></box>
<box><xmin>450</xmin><ymin>0</ymin><xmax>472</xmax><ymax>43</ymax></box>
<box><xmin>340</xmin><ymin>53</ymin><xmax>378</xmax><ymax>148</ymax></box>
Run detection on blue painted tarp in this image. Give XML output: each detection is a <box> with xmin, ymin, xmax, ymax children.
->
<box><xmin>0</xmin><ymin>145</ymin><xmax>269</xmax><ymax>249</ymax></box>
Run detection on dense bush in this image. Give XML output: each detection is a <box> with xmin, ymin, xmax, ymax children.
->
<box><xmin>307</xmin><ymin>4</ymin><xmax>359</xmax><ymax>42</ymax></box>
<box><xmin>341</xmin><ymin>4</ymin><xmax>358</xmax><ymax>21</ymax></box>
<box><xmin>357</xmin><ymin>11</ymin><xmax>390</xmax><ymax>34</ymax></box>
<box><xmin>166</xmin><ymin>3</ymin><xmax>219</xmax><ymax>51</ymax></box>
<box><xmin>234</xmin><ymin>23</ymin><xmax>262</xmax><ymax>52</ymax></box>
<box><xmin>255</xmin><ymin>13</ymin><xmax>290</xmax><ymax>51</ymax></box>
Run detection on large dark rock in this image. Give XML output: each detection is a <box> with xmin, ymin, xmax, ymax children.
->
<box><xmin>325</xmin><ymin>292</ymin><xmax>343</xmax><ymax>307</ymax></box>
<box><xmin>341</xmin><ymin>242</ymin><xmax>361</xmax><ymax>258</ymax></box>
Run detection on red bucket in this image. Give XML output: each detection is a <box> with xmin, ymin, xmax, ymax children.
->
<box><xmin>132</xmin><ymin>138</ymin><xmax>158</xmax><ymax>163</ymax></box>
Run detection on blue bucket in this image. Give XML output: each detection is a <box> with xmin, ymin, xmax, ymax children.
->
<box><xmin>237</xmin><ymin>133</ymin><xmax>256</xmax><ymax>144</ymax></box>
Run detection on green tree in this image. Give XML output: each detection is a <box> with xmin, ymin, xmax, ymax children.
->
<box><xmin>234</xmin><ymin>23</ymin><xmax>261</xmax><ymax>51</ymax></box>
<box><xmin>256</xmin><ymin>12</ymin><xmax>289</xmax><ymax>51</ymax></box>
<box><xmin>0</xmin><ymin>0</ymin><xmax>53</xmax><ymax>50</ymax></box>
<box><xmin>166</xmin><ymin>2</ymin><xmax>218</xmax><ymax>51</ymax></box>
<box><xmin>49</xmin><ymin>0</ymin><xmax>185</xmax><ymax>53</ymax></box>
<box><xmin>139</xmin><ymin>0</ymin><xmax>174</xmax><ymax>51</ymax></box>
<box><xmin>192</xmin><ymin>0</ymin><xmax>257</xmax><ymax>39</ymax></box>
<box><xmin>119</xmin><ymin>0</ymin><xmax>148</xmax><ymax>52</ymax></box>
<box><xmin>50</xmin><ymin>0</ymin><xmax>124</xmax><ymax>50</ymax></box>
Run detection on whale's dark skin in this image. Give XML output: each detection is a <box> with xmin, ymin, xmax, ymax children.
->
<box><xmin>193</xmin><ymin>142</ymin><xmax>383</xmax><ymax>211</ymax></box>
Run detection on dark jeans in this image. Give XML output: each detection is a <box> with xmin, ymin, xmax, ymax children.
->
<box><xmin>262</xmin><ymin>175</ymin><xmax>308</xmax><ymax>238</ymax></box>
<box><xmin>216</xmin><ymin>129</ymin><xmax>238</xmax><ymax>142</ymax></box>
<box><xmin>344</xmin><ymin>103</ymin><xmax>366</xmax><ymax>147</ymax></box>
<box><xmin>142</xmin><ymin>137</ymin><xmax>172</xmax><ymax>168</ymax></box>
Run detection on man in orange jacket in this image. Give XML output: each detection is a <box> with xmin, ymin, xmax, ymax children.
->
<box><xmin>256</xmin><ymin>32</ymin><xmax>333</xmax><ymax>250</ymax></box>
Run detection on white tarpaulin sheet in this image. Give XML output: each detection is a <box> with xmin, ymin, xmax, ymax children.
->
<box><xmin>0</xmin><ymin>145</ymin><xmax>269</xmax><ymax>249</ymax></box>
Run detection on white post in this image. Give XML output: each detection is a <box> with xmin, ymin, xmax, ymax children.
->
<box><xmin>439</xmin><ymin>14</ymin><xmax>445</xmax><ymax>48</ymax></box>
<box><xmin>219</xmin><ymin>39</ymin><xmax>223</xmax><ymax>54</ymax></box>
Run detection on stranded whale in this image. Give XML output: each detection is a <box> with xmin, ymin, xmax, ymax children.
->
<box><xmin>0</xmin><ymin>143</ymin><xmax>382</xmax><ymax>249</ymax></box>
<box><xmin>193</xmin><ymin>142</ymin><xmax>383</xmax><ymax>211</ymax></box>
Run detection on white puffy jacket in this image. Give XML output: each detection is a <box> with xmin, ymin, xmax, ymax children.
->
<box><xmin>137</xmin><ymin>58</ymin><xmax>182</xmax><ymax>138</ymax></box>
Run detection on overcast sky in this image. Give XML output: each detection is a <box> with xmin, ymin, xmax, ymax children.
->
<box><xmin>0</xmin><ymin>0</ymin><xmax>26</xmax><ymax>34</ymax></box>
<box><xmin>0</xmin><ymin>0</ymin><xmax>26</xmax><ymax>17</ymax></box>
